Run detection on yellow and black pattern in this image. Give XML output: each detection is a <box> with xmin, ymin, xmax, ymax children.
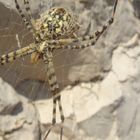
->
<box><xmin>0</xmin><ymin>44</ymin><xmax>35</xmax><ymax>65</ymax></box>
<box><xmin>37</xmin><ymin>7</ymin><xmax>80</xmax><ymax>40</ymax></box>
<box><xmin>0</xmin><ymin>0</ymin><xmax>119</xmax><ymax>140</ymax></box>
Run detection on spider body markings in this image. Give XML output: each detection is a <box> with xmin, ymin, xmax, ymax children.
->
<box><xmin>0</xmin><ymin>0</ymin><xmax>119</xmax><ymax>139</ymax></box>
<box><xmin>36</xmin><ymin>7</ymin><xmax>80</xmax><ymax>39</ymax></box>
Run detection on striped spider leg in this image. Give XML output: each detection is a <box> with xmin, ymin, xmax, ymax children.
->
<box><xmin>42</xmin><ymin>45</ymin><xmax>65</xmax><ymax>140</ymax></box>
<box><xmin>0</xmin><ymin>0</ymin><xmax>118</xmax><ymax>140</ymax></box>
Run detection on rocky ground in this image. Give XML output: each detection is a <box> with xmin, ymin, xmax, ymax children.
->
<box><xmin>0</xmin><ymin>0</ymin><xmax>140</xmax><ymax>140</ymax></box>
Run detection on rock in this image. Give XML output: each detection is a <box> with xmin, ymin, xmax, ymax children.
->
<box><xmin>0</xmin><ymin>78</ymin><xmax>40</xmax><ymax>140</ymax></box>
<box><xmin>132</xmin><ymin>0</ymin><xmax>140</xmax><ymax>19</ymax></box>
<box><xmin>36</xmin><ymin>79</ymin><xmax>123</xmax><ymax>139</ymax></box>
<box><xmin>0</xmin><ymin>0</ymin><xmax>140</xmax><ymax>140</ymax></box>
<box><xmin>0</xmin><ymin>78</ymin><xmax>20</xmax><ymax>115</ymax></box>
<box><xmin>68</xmin><ymin>0</ymin><xmax>140</xmax><ymax>83</ymax></box>
<box><xmin>35</xmin><ymin>35</ymin><xmax>140</xmax><ymax>140</ymax></box>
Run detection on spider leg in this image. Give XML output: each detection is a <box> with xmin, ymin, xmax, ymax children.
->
<box><xmin>16</xmin><ymin>0</ymin><xmax>46</xmax><ymax>49</ymax></box>
<box><xmin>0</xmin><ymin>43</ymin><xmax>36</xmax><ymax>65</ymax></box>
<box><xmin>74</xmin><ymin>0</ymin><xmax>119</xmax><ymax>43</ymax></box>
<box><xmin>43</xmin><ymin>49</ymin><xmax>65</xmax><ymax>140</ymax></box>
<box><xmin>63</xmin><ymin>39</ymin><xmax>97</xmax><ymax>49</ymax></box>
<box><xmin>15</xmin><ymin>0</ymin><xmax>41</xmax><ymax>43</ymax></box>
<box><xmin>77</xmin><ymin>0</ymin><xmax>119</xmax><ymax>43</ymax></box>
<box><xmin>42</xmin><ymin>96</ymin><xmax>57</xmax><ymax>140</ymax></box>
<box><xmin>15</xmin><ymin>0</ymin><xmax>35</xmax><ymax>33</ymax></box>
<box><xmin>57</xmin><ymin>95</ymin><xmax>65</xmax><ymax>140</ymax></box>
<box><xmin>23</xmin><ymin>0</ymin><xmax>36</xmax><ymax>26</ymax></box>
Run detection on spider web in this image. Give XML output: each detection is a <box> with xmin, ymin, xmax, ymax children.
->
<box><xmin>0</xmin><ymin>0</ymin><xmax>82</xmax><ymax>101</ymax></box>
<box><xmin>0</xmin><ymin>0</ymin><xmax>115</xmax><ymax>101</ymax></box>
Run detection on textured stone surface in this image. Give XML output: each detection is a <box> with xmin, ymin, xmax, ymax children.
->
<box><xmin>0</xmin><ymin>0</ymin><xmax>140</xmax><ymax>140</ymax></box>
<box><xmin>0</xmin><ymin>78</ymin><xmax>40</xmax><ymax>140</ymax></box>
<box><xmin>36</xmin><ymin>35</ymin><xmax>140</xmax><ymax>140</ymax></box>
<box><xmin>0</xmin><ymin>78</ymin><xmax>20</xmax><ymax>114</ymax></box>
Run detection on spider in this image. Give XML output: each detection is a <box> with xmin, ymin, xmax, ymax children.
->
<box><xmin>0</xmin><ymin>0</ymin><xmax>118</xmax><ymax>139</ymax></box>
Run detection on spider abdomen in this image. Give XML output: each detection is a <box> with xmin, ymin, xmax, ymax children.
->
<box><xmin>36</xmin><ymin>7</ymin><xmax>80</xmax><ymax>39</ymax></box>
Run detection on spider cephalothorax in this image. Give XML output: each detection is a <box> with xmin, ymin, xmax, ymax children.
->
<box><xmin>31</xmin><ymin>7</ymin><xmax>80</xmax><ymax>63</ymax></box>
<box><xmin>36</xmin><ymin>7</ymin><xmax>80</xmax><ymax>40</ymax></box>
